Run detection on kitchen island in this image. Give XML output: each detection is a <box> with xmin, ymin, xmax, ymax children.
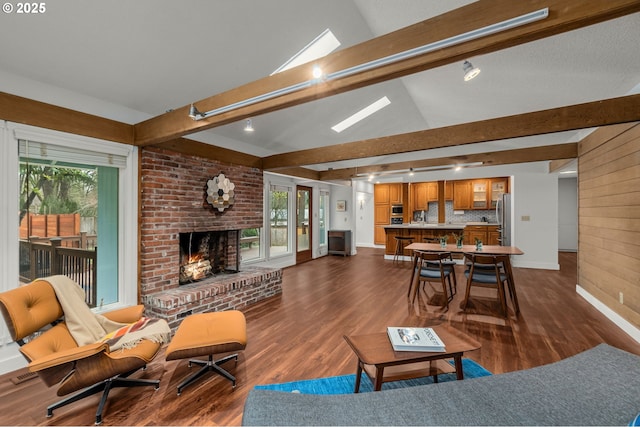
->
<box><xmin>382</xmin><ymin>223</ymin><xmax>499</xmax><ymax>260</ymax></box>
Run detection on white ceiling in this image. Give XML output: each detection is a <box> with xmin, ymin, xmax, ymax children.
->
<box><xmin>1</xmin><ymin>1</ymin><xmax>639</xmax><ymax>176</ymax></box>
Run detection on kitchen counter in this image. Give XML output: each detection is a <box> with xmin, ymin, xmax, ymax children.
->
<box><xmin>383</xmin><ymin>223</ymin><xmax>465</xmax><ymax>229</ymax></box>
<box><xmin>382</xmin><ymin>222</ymin><xmax>500</xmax><ymax>259</ymax></box>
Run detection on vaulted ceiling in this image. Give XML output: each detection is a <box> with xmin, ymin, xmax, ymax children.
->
<box><xmin>1</xmin><ymin>1</ymin><xmax>639</xmax><ymax>181</ymax></box>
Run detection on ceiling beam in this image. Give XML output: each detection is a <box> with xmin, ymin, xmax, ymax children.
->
<box><xmin>267</xmin><ymin>167</ymin><xmax>322</xmax><ymax>181</ymax></box>
<box><xmin>549</xmin><ymin>159</ymin><xmax>575</xmax><ymax>173</ymax></box>
<box><xmin>0</xmin><ymin>91</ymin><xmax>134</xmax><ymax>144</ymax></box>
<box><xmin>262</xmin><ymin>94</ymin><xmax>640</xmax><ymax>170</ymax></box>
<box><xmin>318</xmin><ymin>143</ymin><xmax>577</xmax><ymax>181</ymax></box>
<box><xmin>133</xmin><ymin>0</ymin><xmax>640</xmax><ymax>147</ymax></box>
<box><xmin>154</xmin><ymin>138</ymin><xmax>263</xmax><ymax>169</ymax></box>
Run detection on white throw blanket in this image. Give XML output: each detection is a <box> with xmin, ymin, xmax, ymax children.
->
<box><xmin>44</xmin><ymin>275</ymin><xmax>171</xmax><ymax>351</ymax></box>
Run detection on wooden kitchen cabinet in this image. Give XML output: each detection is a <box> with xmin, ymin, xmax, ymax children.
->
<box><xmin>412</xmin><ymin>183</ymin><xmax>429</xmax><ymax>211</ymax></box>
<box><xmin>489</xmin><ymin>178</ymin><xmax>508</xmax><ymax>209</ymax></box>
<box><xmin>464</xmin><ymin>224</ymin><xmax>501</xmax><ymax>245</ymax></box>
<box><xmin>426</xmin><ymin>182</ymin><xmax>438</xmax><ymax>202</ymax></box>
<box><xmin>445</xmin><ymin>181</ymin><xmax>453</xmax><ymax>200</ymax></box>
<box><xmin>389</xmin><ymin>183</ymin><xmax>403</xmax><ymax>204</ymax></box>
<box><xmin>464</xmin><ymin>225</ymin><xmax>487</xmax><ymax>245</ymax></box>
<box><xmin>374</xmin><ymin>184</ymin><xmax>390</xmax><ymax>204</ymax></box>
<box><xmin>472</xmin><ymin>179</ymin><xmax>488</xmax><ymax>209</ymax></box>
<box><xmin>487</xmin><ymin>225</ymin><xmax>500</xmax><ymax>245</ymax></box>
<box><xmin>453</xmin><ymin>180</ymin><xmax>473</xmax><ymax>210</ymax></box>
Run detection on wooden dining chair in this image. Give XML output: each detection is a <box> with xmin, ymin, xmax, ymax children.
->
<box><xmin>462</xmin><ymin>253</ymin><xmax>518</xmax><ymax>318</ymax></box>
<box><xmin>410</xmin><ymin>251</ymin><xmax>456</xmax><ymax>309</ymax></box>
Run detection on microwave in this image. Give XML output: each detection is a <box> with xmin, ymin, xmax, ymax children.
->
<box><xmin>391</xmin><ymin>204</ymin><xmax>403</xmax><ymax>215</ymax></box>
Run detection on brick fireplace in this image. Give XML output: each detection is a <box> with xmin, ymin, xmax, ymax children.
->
<box><xmin>139</xmin><ymin>146</ymin><xmax>282</xmax><ymax>330</ymax></box>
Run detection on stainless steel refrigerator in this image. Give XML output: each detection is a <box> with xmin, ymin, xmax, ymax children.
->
<box><xmin>496</xmin><ymin>193</ymin><xmax>511</xmax><ymax>246</ymax></box>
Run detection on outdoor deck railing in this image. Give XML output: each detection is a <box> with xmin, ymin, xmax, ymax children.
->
<box><xmin>19</xmin><ymin>237</ymin><xmax>97</xmax><ymax>307</ymax></box>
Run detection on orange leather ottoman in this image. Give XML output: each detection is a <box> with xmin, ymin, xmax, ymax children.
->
<box><xmin>165</xmin><ymin>310</ymin><xmax>247</xmax><ymax>395</ymax></box>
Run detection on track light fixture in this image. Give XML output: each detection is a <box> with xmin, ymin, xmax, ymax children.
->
<box><xmin>244</xmin><ymin>118</ymin><xmax>254</xmax><ymax>132</ymax></box>
<box><xmin>463</xmin><ymin>60</ymin><xmax>481</xmax><ymax>81</ymax></box>
<box><xmin>188</xmin><ymin>104</ymin><xmax>204</xmax><ymax>120</ymax></box>
<box><xmin>187</xmin><ymin>8</ymin><xmax>547</xmax><ymax>121</ymax></box>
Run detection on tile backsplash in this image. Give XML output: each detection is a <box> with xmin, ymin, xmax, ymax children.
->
<box><xmin>413</xmin><ymin>201</ymin><xmax>496</xmax><ymax>224</ymax></box>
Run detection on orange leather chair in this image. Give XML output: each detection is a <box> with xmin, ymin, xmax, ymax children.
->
<box><xmin>0</xmin><ymin>279</ymin><xmax>164</xmax><ymax>425</ymax></box>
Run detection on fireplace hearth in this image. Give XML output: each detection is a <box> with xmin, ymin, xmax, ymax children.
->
<box><xmin>179</xmin><ymin>230</ymin><xmax>240</xmax><ymax>285</ymax></box>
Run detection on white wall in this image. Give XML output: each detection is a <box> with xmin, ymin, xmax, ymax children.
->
<box><xmin>330</xmin><ymin>184</ymin><xmax>357</xmax><ymax>255</ymax></box>
<box><xmin>558</xmin><ymin>178</ymin><xmax>578</xmax><ymax>251</ymax></box>
<box><xmin>354</xmin><ymin>181</ymin><xmax>375</xmax><ymax>247</ymax></box>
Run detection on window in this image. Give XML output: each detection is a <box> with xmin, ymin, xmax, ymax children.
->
<box><xmin>269</xmin><ymin>184</ymin><xmax>291</xmax><ymax>257</ymax></box>
<box><xmin>5</xmin><ymin>124</ymin><xmax>138</xmax><ymax>311</ymax></box>
<box><xmin>240</xmin><ymin>227</ymin><xmax>261</xmax><ymax>262</ymax></box>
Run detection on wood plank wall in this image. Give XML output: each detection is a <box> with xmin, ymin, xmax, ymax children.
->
<box><xmin>578</xmin><ymin>122</ymin><xmax>640</xmax><ymax>329</ymax></box>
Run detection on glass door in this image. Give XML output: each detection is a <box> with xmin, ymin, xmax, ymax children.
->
<box><xmin>296</xmin><ymin>186</ymin><xmax>312</xmax><ymax>264</ymax></box>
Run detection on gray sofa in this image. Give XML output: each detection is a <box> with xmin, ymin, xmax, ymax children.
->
<box><xmin>242</xmin><ymin>344</ymin><xmax>640</xmax><ymax>425</ymax></box>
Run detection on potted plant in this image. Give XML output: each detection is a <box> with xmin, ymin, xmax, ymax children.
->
<box><xmin>453</xmin><ymin>232</ymin><xmax>464</xmax><ymax>249</ymax></box>
<box><xmin>439</xmin><ymin>235</ymin><xmax>448</xmax><ymax>248</ymax></box>
<box><xmin>474</xmin><ymin>237</ymin><xmax>483</xmax><ymax>251</ymax></box>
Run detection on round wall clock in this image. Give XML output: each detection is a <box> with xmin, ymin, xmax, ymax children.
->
<box><xmin>206</xmin><ymin>173</ymin><xmax>235</xmax><ymax>212</ymax></box>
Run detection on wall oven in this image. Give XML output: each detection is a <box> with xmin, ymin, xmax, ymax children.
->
<box><xmin>391</xmin><ymin>204</ymin><xmax>403</xmax><ymax>215</ymax></box>
<box><xmin>390</xmin><ymin>204</ymin><xmax>403</xmax><ymax>224</ymax></box>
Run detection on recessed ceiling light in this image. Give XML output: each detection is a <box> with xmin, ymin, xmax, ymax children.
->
<box><xmin>331</xmin><ymin>96</ymin><xmax>391</xmax><ymax>133</ymax></box>
<box><xmin>271</xmin><ymin>29</ymin><xmax>341</xmax><ymax>75</ymax></box>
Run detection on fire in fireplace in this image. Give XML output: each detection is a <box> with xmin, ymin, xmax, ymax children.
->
<box><xmin>179</xmin><ymin>230</ymin><xmax>240</xmax><ymax>285</ymax></box>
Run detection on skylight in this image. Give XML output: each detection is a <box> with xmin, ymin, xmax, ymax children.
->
<box><xmin>331</xmin><ymin>96</ymin><xmax>391</xmax><ymax>133</ymax></box>
<box><xmin>271</xmin><ymin>29</ymin><xmax>341</xmax><ymax>75</ymax></box>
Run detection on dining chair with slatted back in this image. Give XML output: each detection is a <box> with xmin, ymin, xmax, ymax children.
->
<box><xmin>462</xmin><ymin>253</ymin><xmax>515</xmax><ymax>318</ymax></box>
<box><xmin>410</xmin><ymin>251</ymin><xmax>455</xmax><ymax>309</ymax></box>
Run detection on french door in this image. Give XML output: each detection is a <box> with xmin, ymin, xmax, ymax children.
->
<box><xmin>296</xmin><ymin>186</ymin><xmax>312</xmax><ymax>264</ymax></box>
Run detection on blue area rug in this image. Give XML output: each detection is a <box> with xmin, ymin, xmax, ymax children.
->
<box><xmin>254</xmin><ymin>358</ymin><xmax>491</xmax><ymax>394</ymax></box>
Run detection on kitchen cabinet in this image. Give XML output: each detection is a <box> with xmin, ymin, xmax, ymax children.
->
<box><xmin>454</xmin><ymin>178</ymin><xmax>508</xmax><ymax>210</ymax></box>
<box><xmin>374</xmin><ymin>183</ymin><xmax>407</xmax><ymax>245</ymax></box>
<box><xmin>445</xmin><ymin>181</ymin><xmax>453</xmax><ymax>200</ymax></box>
<box><xmin>426</xmin><ymin>182</ymin><xmax>438</xmax><ymax>201</ymax></box>
<box><xmin>453</xmin><ymin>181</ymin><xmax>473</xmax><ymax>210</ymax></box>
<box><xmin>389</xmin><ymin>183</ymin><xmax>403</xmax><ymax>204</ymax></box>
<box><xmin>489</xmin><ymin>178</ymin><xmax>508</xmax><ymax>209</ymax></box>
<box><xmin>464</xmin><ymin>224</ymin><xmax>501</xmax><ymax>245</ymax></box>
<box><xmin>411</xmin><ymin>183</ymin><xmax>429</xmax><ymax>211</ymax></box>
<box><xmin>472</xmin><ymin>179</ymin><xmax>488</xmax><ymax>209</ymax></box>
<box><xmin>487</xmin><ymin>225</ymin><xmax>500</xmax><ymax>245</ymax></box>
<box><xmin>464</xmin><ymin>225</ymin><xmax>487</xmax><ymax>245</ymax></box>
<box><xmin>374</xmin><ymin>184</ymin><xmax>390</xmax><ymax>204</ymax></box>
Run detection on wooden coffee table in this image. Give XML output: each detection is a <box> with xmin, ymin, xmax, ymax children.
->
<box><xmin>343</xmin><ymin>325</ymin><xmax>481</xmax><ymax>392</ymax></box>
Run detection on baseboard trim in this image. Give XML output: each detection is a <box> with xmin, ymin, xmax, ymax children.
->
<box><xmin>576</xmin><ymin>284</ymin><xmax>640</xmax><ymax>344</ymax></box>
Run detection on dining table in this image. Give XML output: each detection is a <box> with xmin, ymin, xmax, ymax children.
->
<box><xmin>404</xmin><ymin>242</ymin><xmax>524</xmax><ymax>315</ymax></box>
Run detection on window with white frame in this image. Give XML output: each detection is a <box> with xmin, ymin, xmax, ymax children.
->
<box><xmin>5</xmin><ymin>124</ymin><xmax>138</xmax><ymax>310</ymax></box>
<box><xmin>269</xmin><ymin>184</ymin><xmax>292</xmax><ymax>257</ymax></box>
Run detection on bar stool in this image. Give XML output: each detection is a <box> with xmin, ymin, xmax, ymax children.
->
<box><xmin>393</xmin><ymin>236</ymin><xmax>414</xmax><ymax>263</ymax></box>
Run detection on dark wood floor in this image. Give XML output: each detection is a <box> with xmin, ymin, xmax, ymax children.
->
<box><xmin>1</xmin><ymin>248</ymin><xmax>639</xmax><ymax>426</ymax></box>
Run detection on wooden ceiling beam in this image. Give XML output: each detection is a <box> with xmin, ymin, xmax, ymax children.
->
<box><xmin>133</xmin><ymin>0</ymin><xmax>640</xmax><ymax>147</ymax></box>
<box><xmin>154</xmin><ymin>138</ymin><xmax>263</xmax><ymax>169</ymax></box>
<box><xmin>0</xmin><ymin>92</ymin><xmax>134</xmax><ymax>144</ymax></box>
<box><xmin>262</xmin><ymin>94</ymin><xmax>640</xmax><ymax>170</ymax></box>
<box><xmin>318</xmin><ymin>143</ymin><xmax>577</xmax><ymax>180</ymax></box>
